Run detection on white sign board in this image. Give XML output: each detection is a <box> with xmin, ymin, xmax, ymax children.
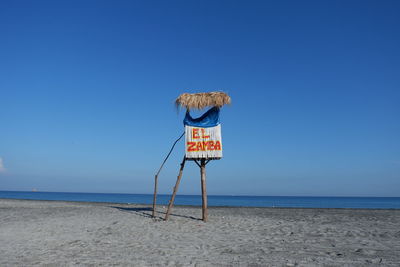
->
<box><xmin>185</xmin><ymin>125</ymin><xmax>223</xmax><ymax>159</ymax></box>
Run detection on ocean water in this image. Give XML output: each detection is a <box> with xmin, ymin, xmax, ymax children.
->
<box><xmin>1</xmin><ymin>191</ymin><xmax>400</xmax><ymax>209</ymax></box>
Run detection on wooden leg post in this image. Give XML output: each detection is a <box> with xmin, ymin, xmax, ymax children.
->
<box><xmin>165</xmin><ymin>156</ymin><xmax>186</xmax><ymax>221</ymax></box>
<box><xmin>200</xmin><ymin>158</ymin><xmax>208</xmax><ymax>222</ymax></box>
<box><xmin>152</xmin><ymin>174</ymin><xmax>158</xmax><ymax>218</ymax></box>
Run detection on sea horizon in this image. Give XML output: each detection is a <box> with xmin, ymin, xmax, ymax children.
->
<box><xmin>1</xmin><ymin>190</ymin><xmax>400</xmax><ymax>209</ymax></box>
<box><xmin>1</xmin><ymin>189</ymin><xmax>400</xmax><ymax>198</ymax></box>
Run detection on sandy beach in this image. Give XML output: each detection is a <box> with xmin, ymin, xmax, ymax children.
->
<box><xmin>1</xmin><ymin>199</ymin><xmax>399</xmax><ymax>266</ymax></box>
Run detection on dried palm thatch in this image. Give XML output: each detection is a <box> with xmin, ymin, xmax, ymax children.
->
<box><xmin>175</xmin><ymin>92</ymin><xmax>231</xmax><ymax>110</ymax></box>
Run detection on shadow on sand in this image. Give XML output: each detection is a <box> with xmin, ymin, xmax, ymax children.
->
<box><xmin>110</xmin><ymin>206</ymin><xmax>202</xmax><ymax>221</ymax></box>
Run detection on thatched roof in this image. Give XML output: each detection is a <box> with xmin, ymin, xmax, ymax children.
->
<box><xmin>175</xmin><ymin>92</ymin><xmax>231</xmax><ymax>110</ymax></box>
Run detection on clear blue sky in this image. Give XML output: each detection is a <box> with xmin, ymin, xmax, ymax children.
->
<box><xmin>1</xmin><ymin>0</ymin><xmax>399</xmax><ymax>196</ymax></box>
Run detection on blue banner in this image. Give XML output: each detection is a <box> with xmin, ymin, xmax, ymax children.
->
<box><xmin>183</xmin><ymin>107</ymin><xmax>220</xmax><ymax>127</ymax></box>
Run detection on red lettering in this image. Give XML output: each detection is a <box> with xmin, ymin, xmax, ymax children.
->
<box><xmin>192</xmin><ymin>128</ymin><xmax>200</xmax><ymax>139</ymax></box>
<box><xmin>196</xmin><ymin>142</ymin><xmax>203</xmax><ymax>151</ymax></box>
<box><xmin>201</xmin><ymin>128</ymin><xmax>210</xmax><ymax>139</ymax></box>
<box><xmin>187</xmin><ymin>140</ymin><xmax>221</xmax><ymax>152</ymax></box>
<box><xmin>214</xmin><ymin>141</ymin><xmax>221</xmax><ymax>150</ymax></box>
<box><xmin>202</xmin><ymin>141</ymin><xmax>209</xmax><ymax>151</ymax></box>
<box><xmin>187</xmin><ymin>142</ymin><xmax>196</xmax><ymax>151</ymax></box>
<box><xmin>208</xmin><ymin>141</ymin><xmax>214</xmax><ymax>150</ymax></box>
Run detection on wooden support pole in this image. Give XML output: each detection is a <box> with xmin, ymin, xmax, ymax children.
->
<box><xmin>152</xmin><ymin>174</ymin><xmax>158</xmax><ymax>218</ymax></box>
<box><xmin>165</xmin><ymin>156</ymin><xmax>186</xmax><ymax>221</ymax></box>
<box><xmin>200</xmin><ymin>158</ymin><xmax>208</xmax><ymax>222</ymax></box>
<box><xmin>152</xmin><ymin>132</ymin><xmax>185</xmax><ymax>219</ymax></box>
